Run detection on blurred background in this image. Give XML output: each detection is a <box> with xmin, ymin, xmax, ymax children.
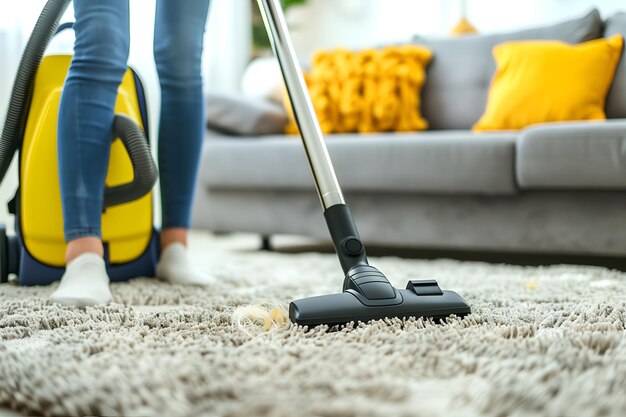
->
<box><xmin>0</xmin><ymin>0</ymin><xmax>622</xmax><ymax>227</ymax></box>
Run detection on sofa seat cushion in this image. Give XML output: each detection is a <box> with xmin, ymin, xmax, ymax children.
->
<box><xmin>201</xmin><ymin>131</ymin><xmax>518</xmax><ymax>195</ymax></box>
<box><xmin>517</xmin><ymin>120</ymin><xmax>626</xmax><ymax>189</ymax></box>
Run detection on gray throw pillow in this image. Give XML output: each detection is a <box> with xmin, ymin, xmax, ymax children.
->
<box><xmin>604</xmin><ymin>13</ymin><xmax>626</xmax><ymax>120</ymax></box>
<box><xmin>415</xmin><ymin>9</ymin><xmax>603</xmax><ymax>130</ymax></box>
<box><xmin>206</xmin><ymin>92</ymin><xmax>288</xmax><ymax>136</ymax></box>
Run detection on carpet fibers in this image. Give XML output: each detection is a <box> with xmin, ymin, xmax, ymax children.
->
<box><xmin>1</xmin><ymin>233</ymin><xmax>625</xmax><ymax>417</ymax></box>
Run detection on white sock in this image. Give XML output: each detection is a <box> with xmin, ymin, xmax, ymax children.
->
<box><xmin>156</xmin><ymin>243</ymin><xmax>215</xmax><ymax>286</ymax></box>
<box><xmin>49</xmin><ymin>253</ymin><xmax>112</xmax><ymax>306</ymax></box>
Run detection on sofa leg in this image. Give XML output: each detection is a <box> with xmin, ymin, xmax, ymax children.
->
<box><xmin>261</xmin><ymin>235</ymin><xmax>273</xmax><ymax>251</ymax></box>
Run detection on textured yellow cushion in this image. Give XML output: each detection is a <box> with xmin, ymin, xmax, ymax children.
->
<box><xmin>474</xmin><ymin>35</ymin><xmax>624</xmax><ymax>131</ymax></box>
<box><xmin>284</xmin><ymin>45</ymin><xmax>432</xmax><ymax>134</ymax></box>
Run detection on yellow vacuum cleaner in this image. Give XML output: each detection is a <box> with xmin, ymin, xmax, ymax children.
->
<box><xmin>0</xmin><ymin>0</ymin><xmax>158</xmax><ymax>285</ymax></box>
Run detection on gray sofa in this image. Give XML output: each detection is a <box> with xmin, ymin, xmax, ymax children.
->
<box><xmin>191</xmin><ymin>10</ymin><xmax>626</xmax><ymax>256</ymax></box>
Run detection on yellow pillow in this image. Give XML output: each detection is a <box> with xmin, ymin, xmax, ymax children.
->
<box><xmin>284</xmin><ymin>45</ymin><xmax>432</xmax><ymax>134</ymax></box>
<box><xmin>474</xmin><ymin>35</ymin><xmax>624</xmax><ymax>131</ymax></box>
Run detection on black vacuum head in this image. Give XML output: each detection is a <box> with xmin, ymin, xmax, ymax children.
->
<box><xmin>289</xmin><ymin>265</ymin><xmax>470</xmax><ymax>327</ymax></box>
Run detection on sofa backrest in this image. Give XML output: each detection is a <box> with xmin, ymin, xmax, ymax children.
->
<box><xmin>604</xmin><ymin>13</ymin><xmax>626</xmax><ymax>119</ymax></box>
<box><xmin>416</xmin><ymin>10</ymin><xmax>603</xmax><ymax>130</ymax></box>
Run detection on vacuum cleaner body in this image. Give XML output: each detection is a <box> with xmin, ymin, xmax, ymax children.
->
<box><xmin>0</xmin><ymin>6</ymin><xmax>158</xmax><ymax>285</ymax></box>
<box><xmin>13</xmin><ymin>55</ymin><xmax>158</xmax><ymax>285</ymax></box>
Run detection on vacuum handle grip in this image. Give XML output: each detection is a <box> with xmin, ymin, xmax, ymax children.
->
<box><xmin>256</xmin><ymin>0</ymin><xmax>345</xmax><ymax>209</ymax></box>
<box><xmin>103</xmin><ymin>114</ymin><xmax>158</xmax><ymax>208</ymax></box>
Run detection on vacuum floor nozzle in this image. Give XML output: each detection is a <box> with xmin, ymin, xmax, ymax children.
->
<box><xmin>290</xmin><ymin>275</ymin><xmax>470</xmax><ymax>327</ymax></box>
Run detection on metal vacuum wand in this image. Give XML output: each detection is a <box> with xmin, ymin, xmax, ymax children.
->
<box><xmin>256</xmin><ymin>0</ymin><xmax>345</xmax><ymax>209</ymax></box>
<box><xmin>257</xmin><ymin>0</ymin><xmax>367</xmax><ymax>277</ymax></box>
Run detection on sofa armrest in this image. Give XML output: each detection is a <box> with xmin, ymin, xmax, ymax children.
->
<box><xmin>516</xmin><ymin>119</ymin><xmax>626</xmax><ymax>189</ymax></box>
<box><xmin>205</xmin><ymin>92</ymin><xmax>288</xmax><ymax>136</ymax></box>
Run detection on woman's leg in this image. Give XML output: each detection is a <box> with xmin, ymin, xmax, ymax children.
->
<box><xmin>154</xmin><ymin>0</ymin><xmax>211</xmax><ymax>243</ymax></box>
<box><xmin>51</xmin><ymin>0</ymin><xmax>130</xmax><ymax>305</ymax></box>
<box><xmin>153</xmin><ymin>0</ymin><xmax>213</xmax><ymax>285</ymax></box>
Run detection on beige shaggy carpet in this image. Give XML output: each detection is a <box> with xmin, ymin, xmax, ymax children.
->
<box><xmin>1</xmin><ymin>233</ymin><xmax>625</xmax><ymax>417</ymax></box>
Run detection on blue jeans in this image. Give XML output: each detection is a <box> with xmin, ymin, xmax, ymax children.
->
<box><xmin>58</xmin><ymin>0</ymin><xmax>211</xmax><ymax>241</ymax></box>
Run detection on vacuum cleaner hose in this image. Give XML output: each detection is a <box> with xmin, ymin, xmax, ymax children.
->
<box><xmin>0</xmin><ymin>0</ymin><xmax>71</xmax><ymax>185</ymax></box>
<box><xmin>104</xmin><ymin>115</ymin><xmax>158</xmax><ymax>208</ymax></box>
